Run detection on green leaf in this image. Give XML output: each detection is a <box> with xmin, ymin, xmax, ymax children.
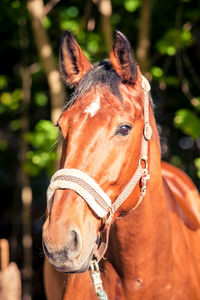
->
<box><xmin>1</xmin><ymin>92</ymin><xmax>12</xmax><ymax>105</ymax></box>
<box><xmin>60</xmin><ymin>20</ymin><xmax>79</xmax><ymax>34</ymax></box>
<box><xmin>28</xmin><ymin>120</ymin><xmax>59</xmax><ymax>150</ymax></box>
<box><xmin>156</xmin><ymin>29</ymin><xmax>193</xmax><ymax>56</ymax></box>
<box><xmin>111</xmin><ymin>14</ymin><xmax>122</xmax><ymax>25</ymax></box>
<box><xmin>174</xmin><ymin>109</ymin><xmax>200</xmax><ymax>140</ymax></box>
<box><xmin>25</xmin><ymin>120</ymin><xmax>59</xmax><ymax>176</ymax></box>
<box><xmin>35</xmin><ymin>92</ymin><xmax>48</xmax><ymax>106</ymax></box>
<box><xmin>170</xmin><ymin>155</ymin><xmax>182</xmax><ymax>167</ymax></box>
<box><xmin>124</xmin><ymin>0</ymin><xmax>140</xmax><ymax>12</ymax></box>
<box><xmin>0</xmin><ymin>89</ymin><xmax>22</xmax><ymax>111</ymax></box>
<box><xmin>10</xmin><ymin>119</ymin><xmax>21</xmax><ymax>131</ymax></box>
<box><xmin>66</xmin><ymin>6</ymin><xmax>79</xmax><ymax>18</ymax></box>
<box><xmin>163</xmin><ymin>76</ymin><xmax>179</xmax><ymax>86</ymax></box>
<box><xmin>60</xmin><ymin>7</ymin><xmax>79</xmax><ymax>19</ymax></box>
<box><xmin>150</xmin><ymin>66</ymin><xmax>163</xmax><ymax>78</ymax></box>
<box><xmin>42</xmin><ymin>17</ymin><xmax>51</xmax><ymax>29</ymax></box>
<box><xmin>0</xmin><ymin>75</ymin><xmax>8</xmax><ymax>89</ymax></box>
<box><xmin>87</xmin><ymin>40</ymin><xmax>99</xmax><ymax>54</ymax></box>
<box><xmin>194</xmin><ymin>158</ymin><xmax>200</xmax><ymax>178</ymax></box>
<box><xmin>0</xmin><ymin>140</ymin><xmax>8</xmax><ymax>151</ymax></box>
<box><xmin>12</xmin><ymin>89</ymin><xmax>22</xmax><ymax>101</ymax></box>
<box><xmin>11</xmin><ymin>0</ymin><xmax>20</xmax><ymax>9</ymax></box>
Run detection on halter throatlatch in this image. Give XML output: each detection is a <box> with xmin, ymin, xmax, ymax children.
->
<box><xmin>47</xmin><ymin>75</ymin><xmax>152</xmax><ymax>228</ymax></box>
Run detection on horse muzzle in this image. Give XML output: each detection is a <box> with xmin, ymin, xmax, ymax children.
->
<box><xmin>42</xmin><ymin>227</ymin><xmax>93</xmax><ymax>273</ymax></box>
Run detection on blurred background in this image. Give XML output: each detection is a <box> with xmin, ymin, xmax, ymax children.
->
<box><xmin>0</xmin><ymin>0</ymin><xmax>199</xmax><ymax>299</ymax></box>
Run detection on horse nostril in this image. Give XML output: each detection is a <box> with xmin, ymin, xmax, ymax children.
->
<box><xmin>71</xmin><ymin>230</ymin><xmax>78</xmax><ymax>250</ymax></box>
<box><xmin>67</xmin><ymin>229</ymin><xmax>82</xmax><ymax>260</ymax></box>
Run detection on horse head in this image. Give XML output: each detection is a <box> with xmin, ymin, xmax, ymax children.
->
<box><xmin>42</xmin><ymin>30</ymin><xmax>158</xmax><ymax>273</ymax></box>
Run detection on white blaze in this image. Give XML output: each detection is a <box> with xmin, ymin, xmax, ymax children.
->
<box><xmin>84</xmin><ymin>96</ymin><xmax>101</xmax><ymax>117</ymax></box>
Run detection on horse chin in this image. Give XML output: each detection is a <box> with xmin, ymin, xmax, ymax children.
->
<box><xmin>49</xmin><ymin>259</ymin><xmax>91</xmax><ymax>274</ymax></box>
<box><xmin>61</xmin><ymin>259</ymin><xmax>91</xmax><ymax>274</ymax></box>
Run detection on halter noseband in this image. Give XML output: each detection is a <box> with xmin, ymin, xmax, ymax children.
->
<box><xmin>47</xmin><ymin>75</ymin><xmax>151</xmax><ymax>223</ymax></box>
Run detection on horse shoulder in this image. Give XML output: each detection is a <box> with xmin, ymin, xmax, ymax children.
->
<box><xmin>161</xmin><ymin>160</ymin><xmax>200</xmax><ymax>230</ymax></box>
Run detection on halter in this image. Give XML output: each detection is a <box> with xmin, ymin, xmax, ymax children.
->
<box><xmin>47</xmin><ymin>75</ymin><xmax>152</xmax><ymax>227</ymax></box>
<box><xmin>46</xmin><ymin>75</ymin><xmax>152</xmax><ymax>300</ymax></box>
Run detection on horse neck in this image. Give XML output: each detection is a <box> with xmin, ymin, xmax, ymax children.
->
<box><xmin>107</xmin><ymin>113</ymin><xmax>172</xmax><ymax>286</ymax></box>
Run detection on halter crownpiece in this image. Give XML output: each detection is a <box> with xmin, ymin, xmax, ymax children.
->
<box><xmin>47</xmin><ymin>75</ymin><xmax>152</xmax><ymax>226</ymax></box>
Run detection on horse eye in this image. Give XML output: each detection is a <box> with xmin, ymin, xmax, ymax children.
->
<box><xmin>115</xmin><ymin>124</ymin><xmax>132</xmax><ymax>136</ymax></box>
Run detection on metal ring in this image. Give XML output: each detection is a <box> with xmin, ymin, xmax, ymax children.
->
<box><xmin>139</xmin><ymin>156</ymin><xmax>148</xmax><ymax>170</ymax></box>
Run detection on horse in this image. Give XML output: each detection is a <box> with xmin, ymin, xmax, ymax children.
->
<box><xmin>42</xmin><ymin>30</ymin><xmax>200</xmax><ymax>300</ymax></box>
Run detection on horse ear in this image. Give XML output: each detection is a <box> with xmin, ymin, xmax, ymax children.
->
<box><xmin>60</xmin><ymin>30</ymin><xmax>92</xmax><ymax>87</ymax></box>
<box><xmin>110</xmin><ymin>30</ymin><xmax>137</xmax><ymax>84</ymax></box>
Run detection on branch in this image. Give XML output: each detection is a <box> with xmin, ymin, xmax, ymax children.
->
<box><xmin>182</xmin><ymin>51</ymin><xmax>200</xmax><ymax>91</ymax></box>
<box><xmin>29</xmin><ymin>62</ymin><xmax>40</xmax><ymax>74</ymax></box>
<box><xmin>175</xmin><ymin>51</ymin><xmax>195</xmax><ymax>104</ymax></box>
<box><xmin>136</xmin><ymin>0</ymin><xmax>153</xmax><ymax>75</ymax></box>
<box><xmin>27</xmin><ymin>0</ymin><xmax>65</xmax><ymax>124</ymax></box>
<box><xmin>44</xmin><ymin>0</ymin><xmax>61</xmax><ymax>15</ymax></box>
<box><xmin>174</xmin><ymin>0</ymin><xmax>198</xmax><ymax>105</ymax></box>
<box><xmin>97</xmin><ymin>0</ymin><xmax>113</xmax><ymax>51</ymax></box>
<box><xmin>79</xmin><ymin>0</ymin><xmax>94</xmax><ymax>31</ymax></box>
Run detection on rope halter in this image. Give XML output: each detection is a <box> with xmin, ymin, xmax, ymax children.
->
<box><xmin>47</xmin><ymin>75</ymin><xmax>152</xmax><ymax>225</ymax></box>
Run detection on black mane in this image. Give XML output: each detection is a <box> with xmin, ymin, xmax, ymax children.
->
<box><xmin>64</xmin><ymin>60</ymin><xmax>122</xmax><ymax>109</ymax></box>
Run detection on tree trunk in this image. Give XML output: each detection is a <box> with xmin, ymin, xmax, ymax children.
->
<box><xmin>27</xmin><ymin>0</ymin><xmax>65</xmax><ymax>124</ymax></box>
<box><xmin>98</xmin><ymin>0</ymin><xmax>113</xmax><ymax>51</ymax></box>
<box><xmin>136</xmin><ymin>0</ymin><xmax>153</xmax><ymax>75</ymax></box>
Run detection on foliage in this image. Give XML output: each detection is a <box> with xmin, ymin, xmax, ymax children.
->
<box><xmin>195</xmin><ymin>158</ymin><xmax>200</xmax><ymax>178</ymax></box>
<box><xmin>156</xmin><ymin>28</ymin><xmax>193</xmax><ymax>56</ymax></box>
<box><xmin>24</xmin><ymin>120</ymin><xmax>59</xmax><ymax>176</ymax></box>
<box><xmin>0</xmin><ymin>89</ymin><xmax>22</xmax><ymax>113</ymax></box>
<box><xmin>0</xmin><ymin>0</ymin><xmax>200</xmax><ymax>184</ymax></box>
<box><xmin>124</xmin><ymin>0</ymin><xmax>140</xmax><ymax>13</ymax></box>
<box><xmin>174</xmin><ymin>109</ymin><xmax>200</xmax><ymax>140</ymax></box>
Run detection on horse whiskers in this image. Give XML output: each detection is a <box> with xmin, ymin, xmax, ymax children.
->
<box><xmin>48</xmin><ymin>135</ymin><xmax>63</xmax><ymax>152</ymax></box>
<box><xmin>40</xmin><ymin>212</ymin><xmax>46</xmax><ymax>221</ymax></box>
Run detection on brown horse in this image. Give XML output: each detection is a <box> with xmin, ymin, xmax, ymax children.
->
<box><xmin>43</xmin><ymin>30</ymin><xmax>200</xmax><ymax>300</ymax></box>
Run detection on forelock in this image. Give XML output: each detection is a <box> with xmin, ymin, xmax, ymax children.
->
<box><xmin>64</xmin><ymin>60</ymin><xmax>122</xmax><ymax>109</ymax></box>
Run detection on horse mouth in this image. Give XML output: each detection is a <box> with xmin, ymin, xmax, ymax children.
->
<box><xmin>43</xmin><ymin>241</ymin><xmax>94</xmax><ymax>273</ymax></box>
